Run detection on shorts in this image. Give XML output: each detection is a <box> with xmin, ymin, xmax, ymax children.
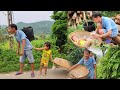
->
<box><xmin>20</xmin><ymin>49</ymin><xmax>34</xmax><ymax>64</ymax></box>
<box><xmin>40</xmin><ymin>59</ymin><xmax>49</xmax><ymax>67</ymax></box>
<box><xmin>103</xmin><ymin>29</ymin><xmax>118</xmax><ymax>38</ymax></box>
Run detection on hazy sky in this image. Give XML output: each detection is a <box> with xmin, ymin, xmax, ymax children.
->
<box><xmin>0</xmin><ymin>11</ymin><xmax>54</xmax><ymax>25</ymax></box>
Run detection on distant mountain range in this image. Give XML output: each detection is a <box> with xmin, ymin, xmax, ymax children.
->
<box><xmin>0</xmin><ymin>20</ymin><xmax>55</xmax><ymax>35</ymax></box>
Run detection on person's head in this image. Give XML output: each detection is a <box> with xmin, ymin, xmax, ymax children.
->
<box><xmin>90</xmin><ymin>51</ymin><xmax>93</xmax><ymax>57</ymax></box>
<box><xmin>44</xmin><ymin>42</ymin><xmax>51</xmax><ymax>50</ymax></box>
<box><xmin>72</xmin><ymin>36</ymin><xmax>79</xmax><ymax>42</ymax></box>
<box><xmin>92</xmin><ymin>11</ymin><xmax>102</xmax><ymax>23</ymax></box>
<box><xmin>96</xmin><ymin>23</ymin><xmax>104</xmax><ymax>35</ymax></box>
<box><xmin>97</xmin><ymin>23</ymin><xmax>102</xmax><ymax>30</ymax></box>
<box><xmin>8</xmin><ymin>24</ymin><xmax>17</xmax><ymax>34</ymax></box>
<box><xmin>84</xmin><ymin>49</ymin><xmax>90</xmax><ymax>59</ymax></box>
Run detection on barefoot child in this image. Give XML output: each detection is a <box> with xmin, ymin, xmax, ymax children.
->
<box><xmin>34</xmin><ymin>42</ymin><xmax>53</xmax><ymax>76</ymax></box>
<box><xmin>68</xmin><ymin>49</ymin><xmax>96</xmax><ymax>79</ymax></box>
<box><xmin>71</xmin><ymin>35</ymin><xmax>102</xmax><ymax>48</ymax></box>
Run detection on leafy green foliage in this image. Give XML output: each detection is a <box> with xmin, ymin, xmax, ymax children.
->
<box><xmin>62</xmin><ymin>42</ymin><xmax>84</xmax><ymax>64</ymax></box>
<box><xmin>97</xmin><ymin>46</ymin><xmax>120</xmax><ymax>79</ymax></box>
<box><xmin>51</xmin><ymin>11</ymin><xmax>67</xmax><ymax>52</ymax></box>
<box><xmin>101</xmin><ymin>11</ymin><xmax>120</xmax><ymax>17</ymax></box>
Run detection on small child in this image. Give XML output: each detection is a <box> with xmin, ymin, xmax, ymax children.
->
<box><xmin>71</xmin><ymin>35</ymin><xmax>102</xmax><ymax>48</ymax></box>
<box><xmin>34</xmin><ymin>42</ymin><xmax>53</xmax><ymax>76</ymax></box>
<box><xmin>68</xmin><ymin>49</ymin><xmax>96</xmax><ymax>79</ymax></box>
<box><xmin>71</xmin><ymin>36</ymin><xmax>92</xmax><ymax>48</ymax></box>
<box><xmin>90</xmin><ymin>51</ymin><xmax>97</xmax><ymax>61</ymax></box>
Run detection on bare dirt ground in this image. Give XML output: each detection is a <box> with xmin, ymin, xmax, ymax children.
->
<box><xmin>0</xmin><ymin>68</ymin><xmax>71</xmax><ymax>79</ymax></box>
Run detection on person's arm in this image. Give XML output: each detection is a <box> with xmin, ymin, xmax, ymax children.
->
<box><xmin>95</xmin><ymin>29</ymin><xmax>98</xmax><ymax>34</ymax></box>
<box><xmin>100</xmin><ymin>20</ymin><xmax>112</xmax><ymax>38</ymax></box>
<box><xmin>100</xmin><ymin>30</ymin><xmax>112</xmax><ymax>38</ymax></box>
<box><xmin>22</xmin><ymin>39</ymin><xmax>26</xmax><ymax>52</ymax></box>
<box><xmin>50</xmin><ymin>52</ymin><xmax>53</xmax><ymax>62</ymax></box>
<box><xmin>19</xmin><ymin>39</ymin><xmax>26</xmax><ymax>56</ymax></box>
<box><xmin>34</xmin><ymin>47</ymin><xmax>45</xmax><ymax>51</ymax></box>
<box><xmin>68</xmin><ymin>58</ymin><xmax>84</xmax><ymax>72</ymax></box>
<box><xmin>16</xmin><ymin>41</ymin><xmax>20</xmax><ymax>55</ymax></box>
<box><xmin>68</xmin><ymin>64</ymin><xmax>80</xmax><ymax>72</ymax></box>
<box><xmin>94</xmin><ymin>64</ymin><xmax>96</xmax><ymax>79</ymax></box>
<box><xmin>17</xmin><ymin>31</ymin><xmax>26</xmax><ymax>56</ymax></box>
<box><xmin>92</xmin><ymin>58</ymin><xmax>97</xmax><ymax>79</ymax></box>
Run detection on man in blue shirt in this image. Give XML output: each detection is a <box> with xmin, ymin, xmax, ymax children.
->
<box><xmin>8</xmin><ymin>24</ymin><xmax>35</xmax><ymax>77</ymax></box>
<box><xmin>92</xmin><ymin>11</ymin><xmax>120</xmax><ymax>45</ymax></box>
<box><xmin>68</xmin><ymin>49</ymin><xmax>96</xmax><ymax>79</ymax></box>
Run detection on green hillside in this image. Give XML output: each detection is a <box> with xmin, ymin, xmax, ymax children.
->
<box><xmin>0</xmin><ymin>20</ymin><xmax>55</xmax><ymax>35</ymax></box>
<box><xmin>16</xmin><ymin>21</ymin><xmax>54</xmax><ymax>35</ymax></box>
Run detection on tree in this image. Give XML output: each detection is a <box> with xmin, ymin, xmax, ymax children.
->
<box><xmin>51</xmin><ymin>11</ymin><xmax>67</xmax><ymax>53</ymax></box>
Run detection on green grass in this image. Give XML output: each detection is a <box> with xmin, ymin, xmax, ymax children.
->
<box><xmin>0</xmin><ymin>34</ymin><xmax>85</xmax><ymax>73</ymax></box>
<box><xmin>0</xmin><ymin>37</ymin><xmax>65</xmax><ymax>73</ymax></box>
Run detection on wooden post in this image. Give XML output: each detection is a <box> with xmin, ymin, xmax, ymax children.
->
<box><xmin>7</xmin><ymin>11</ymin><xmax>14</xmax><ymax>49</ymax></box>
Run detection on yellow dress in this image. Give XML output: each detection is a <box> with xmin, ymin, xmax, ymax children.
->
<box><xmin>79</xmin><ymin>40</ymin><xmax>86</xmax><ymax>46</ymax></box>
<box><xmin>41</xmin><ymin>49</ymin><xmax>52</xmax><ymax>67</ymax></box>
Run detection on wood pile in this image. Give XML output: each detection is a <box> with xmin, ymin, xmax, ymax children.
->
<box><xmin>67</xmin><ymin>11</ymin><xmax>93</xmax><ymax>29</ymax></box>
<box><xmin>113</xmin><ymin>14</ymin><xmax>120</xmax><ymax>25</ymax></box>
<box><xmin>111</xmin><ymin>14</ymin><xmax>120</xmax><ymax>36</ymax></box>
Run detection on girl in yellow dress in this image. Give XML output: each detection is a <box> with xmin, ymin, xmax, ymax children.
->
<box><xmin>34</xmin><ymin>42</ymin><xmax>53</xmax><ymax>76</ymax></box>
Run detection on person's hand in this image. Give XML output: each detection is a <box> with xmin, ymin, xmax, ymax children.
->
<box><xmin>93</xmin><ymin>34</ymin><xmax>101</xmax><ymax>39</ymax></box>
<box><xmin>19</xmin><ymin>50</ymin><xmax>24</xmax><ymax>56</ymax></box>
<box><xmin>68</xmin><ymin>68</ymin><xmax>72</xmax><ymax>72</ymax></box>
<box><xmin>33</xmin><ymin>46</ymin><xmax>35</xmax><ymax>49</ymax></box>
<box><xmin>94</xmin><ymin>75</ymin><xmax>96</xmax><ymax>79</ymax></box>
<box><xmin>99</xmin><ymin>35</ymin><xmax>103</xmax><ymax>38</ymax></box>
<box><xmin>33</xmin><ymin>47</ymin><xmax>36</xmax><ymax>50</ymax></box>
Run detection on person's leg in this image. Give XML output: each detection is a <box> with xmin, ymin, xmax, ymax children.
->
<box><xmin>19</xmin><ymin>63</ymin><xmax>24</xmax><ymax>73</ymax></box>
<box><xmin>40</xmin><ymin>59</ymin><xmax>44</xmax><ymax>75</ymax></box>
<box><xmin>43</xmin><ymin>67</ymin><xmax>48</xmax><ymax>76</ymax></box>
<box><xmin>43</xmin><ymin>60</ymin><xmax>48</xmax><ymax>76</ymax></box>
<box><xmin>26</xmin><ymin>49</ymin><xmax>35</xmax><ymax>77</ymax></box>
<box><xmin>16</xmin><ymin>52</ymin><xmax>26</xmax><ymax>75</ymax></box>
<box><xmin>30</xmin><ymin>63</ymin><xmax>34</xmax><ymax>73</ymax></box>
<box><xmin>112</xmin><ymin>36</ymin><xmax>120</xmax><ymax>45</ymax></box>
<box><xmin>40</xmin><ymin>65</ymin><xmax>43</xmax><ymax>75</ymax></box>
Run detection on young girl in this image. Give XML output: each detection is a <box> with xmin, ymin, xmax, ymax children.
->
<box><xmin>68</xmin><ymin>49</ymin><xmax>96</xmax><ymax>79</ymax></box>
<box><xmin>34</xmin><ymin>42</ymin><xmax>53</xmax><ymax>76</ymax></box>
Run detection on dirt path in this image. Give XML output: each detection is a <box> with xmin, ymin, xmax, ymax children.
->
<box><xmin>0</xmin><ymin>68</ymin><xmax>71</xmax><ymax>79</ymax></box>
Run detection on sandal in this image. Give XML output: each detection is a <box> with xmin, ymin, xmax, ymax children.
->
<box><xmin>31</xmin><ymin>72</ymin><xmax>35</xmax><ymax>77</ymax></box>
<box><xmin>16</xmin><ymin>72</ymin><xmax>23</xmax><ymax>75</ymax></box>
